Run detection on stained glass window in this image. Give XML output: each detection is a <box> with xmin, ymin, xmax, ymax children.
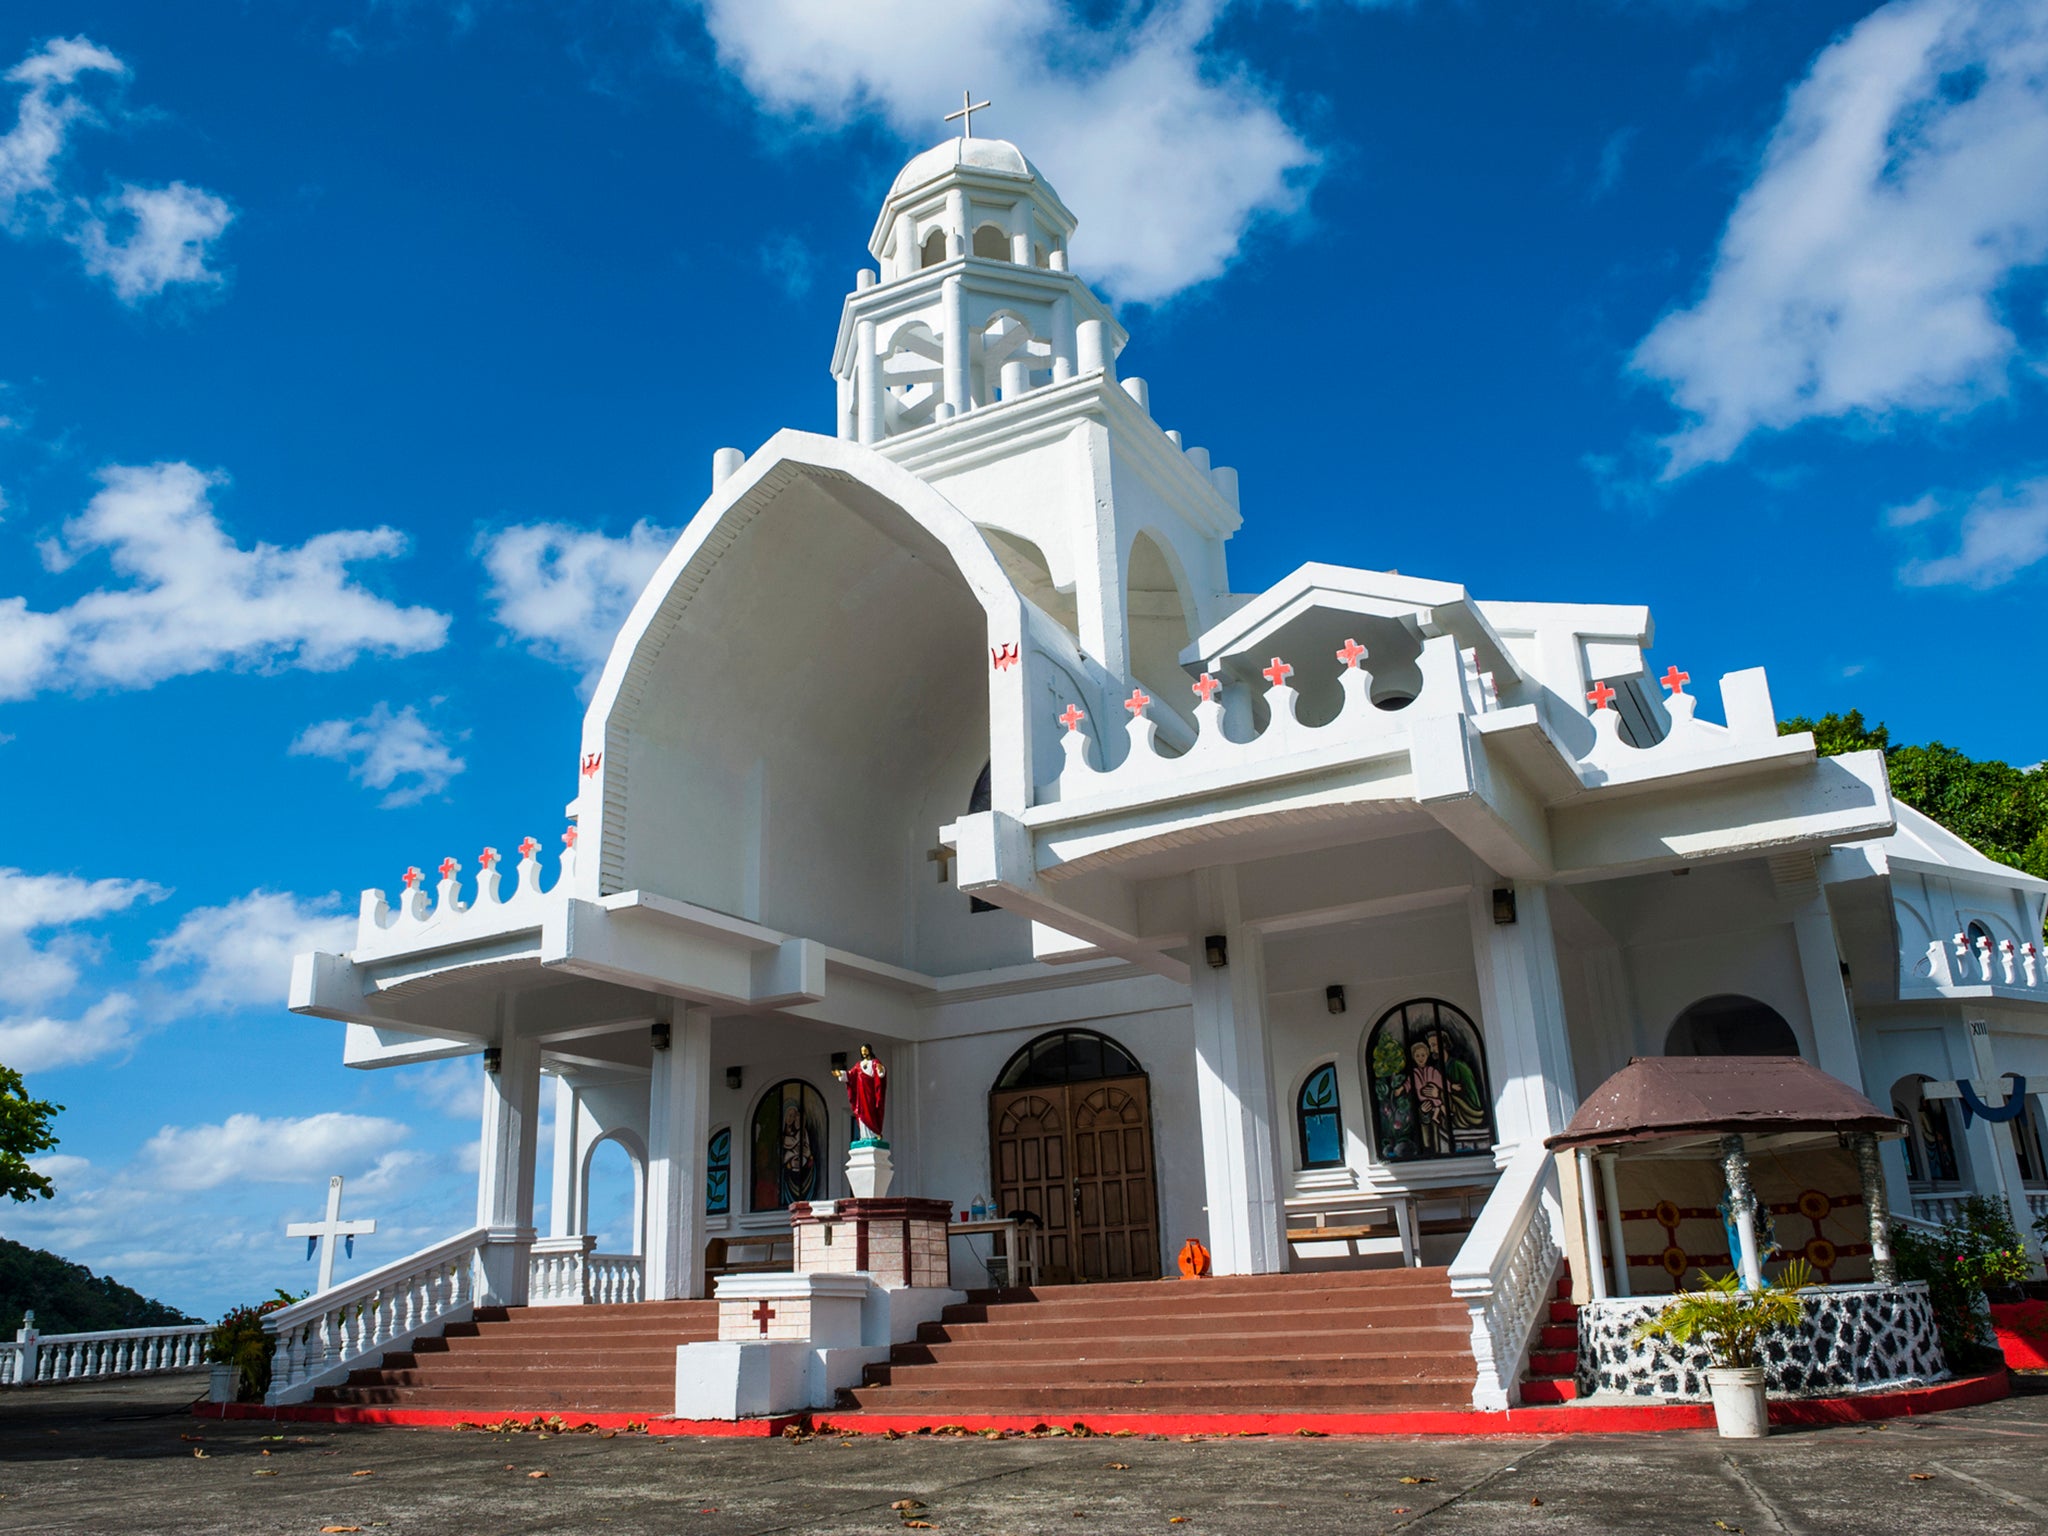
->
<box><xmin>1365</xmin><ymin>999</ymin><xmax>1494</xmax><ymax>1163</ymax></box>
<box><xmin>750</xmin><ymin>1080</ymin><xmax>827</xmax><ymax>1212</ymax></box>
<box><xmin>1296</xmin><ymin>1063</ymin><xmax>1344</xmax><ymax>1169</ymax></box>
<box><xmin>706</xmin><ymin>1127</ymin><xmax>731</xmax><ymax>1215</ymax></box>
<box><xmin>995</xmin><ymin>1029</ymin><xmax>1144</xmax><ymax>1090</ymax></box>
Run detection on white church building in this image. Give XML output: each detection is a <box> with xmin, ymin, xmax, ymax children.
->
<box><xmin>284</xmin><ymin>134</ymin><xmax>2048</xmax><ymax>1413</ymax></box>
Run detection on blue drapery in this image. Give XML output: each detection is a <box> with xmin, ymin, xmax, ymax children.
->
<box><xmin>1958</xmin><ymin>1074</ymin><xmax>2028</xmax><ymax>1127</ymax></box>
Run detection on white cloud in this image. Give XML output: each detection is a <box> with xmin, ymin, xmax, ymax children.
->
<box><xmin>476</xmin><ymin>518</ymin><xmax>673</xmax><ymax>685</ymax></box>
<box><xmin>1895</xmin><ymin>474</ymin><xmax>2048</xmax><ymax>589</ymax></box>
<box><xmin>0</xmin><ymin>866</ymin><xmax>163</xmax><ymax>1006</ymax></box>
<box><xmin>147</xmin><ymin>889</ymin><xmax>354</xmax><ymax>1011</ymax></box>
<box><xmin>0</xmin><ymin>993</ymin><xmax>138</xmax><ymax>1073</ymax></box>
<box><xmin>70</xmin><ymin>180</ymin><xmax>233</xmax><ymax>303</ymax></box>
<box><xmin>0</xmin><ymin>36</ymin><xmax>125</xmax><ymax>223</ymax></box>
<box><xmin>289</xmin><ymin>702</ymin><xmax>466</xmax><ymax>807</ymax></box>
<box><xmin>0</xmin><ymin>461</ymin><xmax>448</xmax><ymax>703</ymax></box>
<box><xmin>402</xmin><ymin>1056</ymin><xmax>484</xmax><ymax>1119</ymax></box>
<box><xmin>694</xmin><ymin>0</ymin><xmax>1317</xmax><ymax>305</ymax></box>
<box><xmin>1632</xmin><ymin>0</ymin><xmax>2048</xmax><ymax>476</ymax></box>
<box><xmin>141</xmin><ymin>1110</ymin><xmax>413</xmax><ymax>1192</ymax></box>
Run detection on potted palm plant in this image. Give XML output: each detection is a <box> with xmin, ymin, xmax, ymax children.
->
<box><xmin>1633</xmin><ymin>1261</ymin><xmax>1814</xmax><ymax>1438</ymax></box>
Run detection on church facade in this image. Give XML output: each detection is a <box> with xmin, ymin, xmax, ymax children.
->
<box><xmin>290</xmin><ymin>137</ymin><xmax>2048</xmax><ymax>1382</ymax></box>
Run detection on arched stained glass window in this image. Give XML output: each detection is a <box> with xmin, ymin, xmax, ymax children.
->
<box><xmin>750</xmin><ymin>1080</ymin><xmax>827</xmax><ymax>1212</ymax></box>
<box><xmin>1365</xmin><ymin>999</ymin><xmax>1494</xmax><ymax>1163</ymax></box>
<box><xmin>706</xmin><ymin>1127</ymin><xmax>731</xmax><ymax>1216</ymax></box>
<box><xmin>1297</xmin><ymin>1064</ymin><xmax>1344</xmax><ymax>1169</ymax></box>
<box><xmin>995</xmin><ymin>1029</ymin><xmax>1144</xmax><ymax>1090</ymax></box>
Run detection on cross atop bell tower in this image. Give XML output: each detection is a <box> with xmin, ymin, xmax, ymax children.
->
<box><xmin>943</xmin><ymin>89</ymin><xmax>992</xmax><ymax>139</ymax></box>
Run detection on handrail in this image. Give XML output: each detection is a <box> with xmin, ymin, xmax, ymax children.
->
<box><xmin>1447</xmin><ymin>1141</ymin><xmax>1564</xmax><ymax>1411</ymax></box>
<box><xmin>2</xmin><ymin>1322</ymin><xmax>210</xmax><ymax>1387</ymax></box>
<box><xmin>264</xmin><ymin>1226</ymin><xmax>491</xmax><ymax>1405</ymax></box>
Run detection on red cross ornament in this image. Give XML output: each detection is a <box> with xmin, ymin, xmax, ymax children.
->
<box><xmin>1123</xmin><ymin>687</ymin><xmax>1151</xmax><ymax>716</ymax></box>
<box><xmin>438</xmin><ymin>856</ymin><xmax>460</xmax><ymax>881</ymax></box>
<box><xmin>1336</xmin><ymin>638</ymin><xmax>1366</xmax><ymax>669</ymax></box>
<box><xmin>580</xmin><ymin>751</ymin><xmax>602</xmax><ymax>778</ymax></box>
<box><xmin>1059</xmin><ymin>703</ymin><xmax>1086</xmax><ymax>733</ymax></box>
<box><xmin>1191</xmin><ymin>672</ymin><xmax>1221</xmax><ymax>704</ymax></box>
<box><xmin>562</xmin><ymin>825</ymin><xmax>579</xmax><ymax>849</ymax></box>
<box><xmin>1586</xmin><ymin>680</ymin><xmax>1617</xmax><ymax>711</ymax></box>
<box><xmin>751</xmin><ymin>1299</ymin><xmax>776</xmax><ymax>1335</ymax></box>
<box><xmin>479</xmin><ymin>846</ymin><xmax>499</xmax><ymax>870</ymax></box>
<box><xmin>517</xmin><ymin>836</ymin><xmax>541</xmax><ymax>860</ymax></box>
<box><xmin>1659</xmin><ymin>665</ymin><xmax>1691</xmax><ymax>695</ymax></box>
<box><xmin>1262</xmin><ymin>657</ymin><xmax>1294</xmax><ymax>688</ymax></box>
<box><xmin>401</xmin><ymin>866</ymin><xmax>423</xmax><ymax>890</ymax></box>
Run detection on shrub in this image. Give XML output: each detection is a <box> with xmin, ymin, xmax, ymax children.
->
<box><xmin>1894</xmin><ymin>1196</ymin><xmax>2030</xmax><ymax>1370</ymax></box>
<box><xmin>1633</xmin><ymin>1261</ymin><xmax>1816</xmax><ymax>1370</ymax></box>
<box><xmin>208</xmin><ymin>1292</ymin><xmax>301</xmax><ymax>1402</ymax></box>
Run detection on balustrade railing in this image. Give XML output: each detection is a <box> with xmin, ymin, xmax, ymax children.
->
<box><xmin>264</xmin><ymin>1227</ymin><xmax>488</xmax><ymax>1405</ymax></box>
<box><xmin>528</xmin><ymin>1235</ymin><xmax>644</xmax><ymax>1306</ymax></box>
<box><xmin>1911</xmin><ymin>1191</ymin><xmax>1971</xmax><ymax>1226</ymax></box>
<box><xmin>1924</xmin><ymin>933</ymin><xmax>2048</xmax><ymax>994</ymax></box>
<box><xmin>1</xmin><ymin>1320</ymin><xmax>209</xmax><ymax>1387</ymax></box>
<box><xmin>1447</xmin><ymin>1140</ymin><xmax>1564</xmax><ymax>1412</ymax></box>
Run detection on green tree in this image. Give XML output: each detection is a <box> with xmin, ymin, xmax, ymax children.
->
<box><xmin>0</xmin><ymin>1065</ymin><xmax>61</xmax><ymax>1204</ymax></box>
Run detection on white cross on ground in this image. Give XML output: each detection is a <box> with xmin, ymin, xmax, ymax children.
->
<box><xmin>286</xmin><ymin>1174</ymin><xmax>378</xmax><ymax>1293</ymax></box>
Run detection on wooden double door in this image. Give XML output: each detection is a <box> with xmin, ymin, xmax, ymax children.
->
<box><xmin>989</xmin><ymin>1075</ymin><xmax>1160</xmax><ymax>1283</ymax></box>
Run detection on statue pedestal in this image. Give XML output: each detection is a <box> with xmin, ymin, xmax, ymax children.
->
<box><xmin>789</xmin><ymin>1197</ymin><xmax>951</xmax><ymax>1288</ymax></box>
<box><xmin>846</xmin><ymin>1138</ymin><xmax>894</xmax><ymax>1199</ymax></box>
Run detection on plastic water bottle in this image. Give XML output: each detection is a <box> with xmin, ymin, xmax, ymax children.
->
<box><xmin>970</xmin><ymin>1194</ymin><xmax>987</xmax><ymax>1222</ymax></box>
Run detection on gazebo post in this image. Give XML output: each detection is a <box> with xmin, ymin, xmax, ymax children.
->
<box><xmin>1577</xmin><ymin>1149</ymin><xmax>1609</xmax><ymax>1300</ymax></box>
<box><xmin>1719</xmin><ymin>1134</ymin><xmax>1764</xmax><ymax>1291</ymax></box>
<box><xmin>1597</xmin><ymin>1153</ymin><xmax>1631</xmax><ymax>1297</ymax></box>
<box><xmin>1853</xmin><ymin>1132</ymin><xmax>1896</xmax><ymax>1284</ymax></box>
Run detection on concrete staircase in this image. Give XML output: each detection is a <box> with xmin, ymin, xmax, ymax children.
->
<box><xmin>313</xmin><ymin>1300</ymin><xmax>718</xmax><ymax>1416</ymax></box>
<box><xmin>1519</xmin><ymin>1274</ymin><xmax>1580</xmax><ymax>1405</ymax></box>
<box><xmin>844</xmin><ymin>1268</ymin><xmax>1478</xmax><ymax>1415</ymax></box>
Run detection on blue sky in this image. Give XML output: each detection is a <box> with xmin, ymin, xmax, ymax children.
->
<box><xmin>2</xmin><ymin>0</ymin><xmax>2045</xmax><ymax>1321</ymax></box>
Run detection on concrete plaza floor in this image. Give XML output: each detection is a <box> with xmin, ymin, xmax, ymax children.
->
<box><xmin>2</xmin><ymin>1376</ymin><xmax>2046</xmax><ymax>1535</ymax></box>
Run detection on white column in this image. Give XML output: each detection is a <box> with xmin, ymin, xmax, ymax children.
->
<box><xmin>1853</xmin><ymin>1132</ymin><xmax>1896</xmax><ymax>1284</ymax></box>
<box><xmin>1577</xmin><ymin>1150</ymin><xmax>1609</xmax><ymax>1300</ymax></box>
<box><xmin>942</xmin><ymin>275</ymin><xmax>972</xmax><ymax>418</ymax></box>
<box><xmin>1598</xmin><ymin>1153</ymin><xmax>1630</xmax><ymax>1297</ymax></box>
<box><xmin>856</xmin><ymin>318</ymin><xmax>882</xmax><ymax>445</ymax></box>
<box><xmin>1469</xmin><ymin>878</ymin><xmax>1580</xmax><ymax>1158</ymax></box>
<box><xmin>547</xmin><ymin>1073</ymin><xmax>579</xmax><ymax>1239</ymax></box>
<box><xmin>944</xmin><ymin>189</ymin><xmax>966</xmax><ymax>257</ymax></box>
<box><xmin>645</xmin><ymin>1007</ymin><xmax>713</xmax><ymax>1301</ymax></box>
<box><xmin>1000</xmin><ymin>356</ymin><xmax>1029</xmax><ymax>401</ymax></box>
<box><xmin>1187</xmin><ymin>869</ymin><xmax>1287</xmax><ymax>1276</ymax></box>
<box><xmin>1052</xmin><ymin>292</ymin><xmax>1075</xmax><ymax>383</ymax></box>
<box><xmin>1075</xmin><ymin>317</ymin><xmax>1110</xmax><ymax>380</ymax></box>
<box><xmin>475</xmin><ymin>1025</ymin><xmax>541</xmax><ymax>1305</ymax></box>
<box><xmin>1792</xmin><ymin>894</ymin><xmax>1862</xmax><ymax>1087</ymax></box>
<box><xmin>894</xmin><ymin>210</ymin><xmax>916</xmax><ymax>276</ymax></box>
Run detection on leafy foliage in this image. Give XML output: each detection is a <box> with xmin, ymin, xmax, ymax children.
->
<box><xmin>1633</xmin><ymin>1260</ymin><xmax>1816</xmax><ymax>1370</ymax></box>
<box><xmin>208</xmin><ymin>1292</ymin><xmax>302</xmax><ymax>1402</ymax></box>
<box><xmin>1895</xmin><ymin>1196</ymin><xmax>2031</xmax><ymax>1369</ymax></box>
<box><xmin>0</xmin><ymin>1236</ymin><xmax>197</xmax><ymax>1336</ymax></box>
<box><xmin>1779</xmin><ymin>711</ymin><xmax>2048</xmax><ymax>897</ymax></box>
<box><xmin>0</xmin><ymin>1065</ymin><xmax>62</xmax><ymax>1204</ymax></box>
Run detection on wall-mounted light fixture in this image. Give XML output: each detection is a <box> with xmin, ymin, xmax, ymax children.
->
<box><xmin>830</xmin><ymin>1051</ymin><xmax>849</xmax><ymax>1072</ymax></box>
<box><xmin>1204</xmin><ymin>934</ymin><xmax>1229</xmax><ymax>969</ymax></box>
<box><xmin>1491</xmin><ymin>887</ymin><xmax>1517</xmax><ymax>926</ymax></box>
<box><xmin>1325</xmin><ymin>984</ymin><xmax>1347</xmax><ymax>1015</ymax></box>
<box><xmin>650</xmin><ymin>1021</ymin><xmax>671</xmax><ymax>1051</ymax></box>
<box><xmin>726</xmin><ymin>1066</ymin><xmax>744</xmax><ymax>1091</ymax></box>
<box><xmin>483</xmin><ymin>1046</ymin><xmax>502</xmax><ymax>1075</ymax></box>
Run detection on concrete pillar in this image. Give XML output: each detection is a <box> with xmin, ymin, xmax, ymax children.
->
<box><xmin>1792</xmin><ymin>894</ymin><xmax>1862</xmax><ymax>1087</ymax></box>
<box><xmin>1076</xmin><ymin>318</ymin><xmax>1110</xmax><ymax>381</ymax></box>
<box><xmin>1598</xmin><ymin>1153</ymin><xmax>1630</xmax><ymax>1297</ymax></box>
<box><xmin>1000</xmin><ymin>356</ymin><xmax>1029</xmax><ymax>401</ymax></box>
<box><xmin>1468</xmin><ymin>878</ymin><xmax>1580</xmax><ymax>1159</ymax></box>
<box><xmin>1187</xmin><ymin>869</ymin><xmax>1286</xmax><ymax>1276</ymax></box>
<box><xmin>645</xmin><ymin>1007</ymin><xmax>713</xmax><ymax>1300</ymax></box>
<box><xmin>1577</xmin><ymin>1149</ymin><xmax>1609</xmax><ymax>1300</ymax></box>
<box><xmin>894</xmin><ymin>210</ymin><xmax>916</xmax><ymax>276</ymax></box>
<box><xmin>944</xmin><ymin>189</ymin><xmax>966</xmax><ymax>258</ymax></box>
<box><xmin>856</xmin><ymin>318</ymin><xmax>882</xmax><ymax>445</ymax></box>
<box><xmin>1854</xmin><ymin>1132</ymin><xmax>1896</xmax><ymax>1283</ymax></box>
<box><xmin>1052</xmin><ymin>292</ymin><xmax>1075</xmax><ymax>384</ymax></box>
<box><xmin>475</xmin><ymin>1024</ymin><xmax>540</xmax><ymax>1305</ymax></box>
<box><xmin>942</xmin><ymin>275</ymin><xmax>972</xmax><ymax>416</ymax></box>
<box><xmin>547</xmin><ymin>1073</ymin><xmax>579</xmax><ymax>1239</ymax></box>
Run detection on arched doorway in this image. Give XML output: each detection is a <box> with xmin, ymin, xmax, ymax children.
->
<box><xmin>1664</xmin><ymin>994</ymin><xmax>1799</xmax><ymax>1056</ymax></box>
<box><xmin>989</xmin><ymin>1030</ymin><xmax>1160</xmax><ymax>1283</ymax></box>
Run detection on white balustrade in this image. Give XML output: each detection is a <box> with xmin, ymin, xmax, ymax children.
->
<box><xmin>353</xmin><ymin>833</ymin><xmax>578</xmax><ymax>961</ymax></box>
<box><xmin>2026</xmin><ymin>1191</ymin><xmax>2048</xmax><ymax>1225</ymax></box>
<box><xmin>1933</xmin><ymin>933</ymin><xmax>2048</xmax><ymax>995</ymax></box>
<box><xmin>1577</xmin><ymin>666</ymin><xmax>1786</xmax><ymax>785</ymax></box>
<box><xmin>1</xmin><ymin>1321</ymin><xmax>210</xmax><ymax>1387</ymax></box>
<box><xmin>526</xmin><ymin>1235</ymin><xmax>644</xmax><ymax>1306</ymax></box>
<box><xmin>264</xmin><ymin>1227</ymin><xmax>492</xmax><ymax>1405</ymax></box>
<box><xmin>1447</xmin><ymin>1141</ymin><xmax>1565</xmax><ymax>1412</ymax></box>
<box><xmin>1911</xmin><ymin>1192</ymin><xmax>1970</xmax><ymax>1226</ymax></box>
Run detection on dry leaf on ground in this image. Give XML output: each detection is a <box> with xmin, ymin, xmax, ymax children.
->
<box><xmin>321</xmin><ymin>1527</ymin><xmax>362</xmax><ymax>1533</ymax></box>
<box><xmin>1398</xmin><ymin>1476</ymin><xmax>1436</xmax><ymax>1485</ymax></box>
<box><xmin>1909</xmin><ymin>1473</ymin><xmax>1934</xmax><ymax>1481</ymax></box>
<box><xmin>528</xmin><ymin>1470</ymin><xmax>550</xmax><ymax>1479</ymax></box>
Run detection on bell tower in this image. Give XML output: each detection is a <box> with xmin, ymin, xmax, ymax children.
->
<box><xmin>828</xmin><ymin>112</ymin><xmax>1244</xmax><ymax>706</ymax></box>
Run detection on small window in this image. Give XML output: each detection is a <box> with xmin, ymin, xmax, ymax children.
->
<box><xmin>920</xmin><ymin>228</ymin><xmax>947</xmax><ymax>268</ymax></box>
<box><xmin>1297</xmin><ymin>1063</ymin><xmax>1344</xmax><ymax>1169</ymax></box>
<box><xmin>1893</xmin><ymin>1102</ymin><xmax>1928</xmax><ymax>1181</ymax></box>
<box><xmin>1365</xmin><ymin>999</ymin><xmax>1494</xmax><ymax>1162</ymax></box>
<box><xmin>996</xmin><ymin>1029</ymin><xmax>1143</xmax><ymax>1090</ymax></box>
<box><xmin>972</xmin><ymin>223</ymin><xmax>1009</xmax><ymax>260</ymax></box>
<box><xmin>750</xmin><ymin>1080</ymin><xmax>828</xmax><ymax>1212</ymax></box>
<box><xmin>1665</xmin><ymin>994</ymin><xmax>1799</xmax><ymax>1056</ymax></box>
<box><xmin>706</xmin><ymin>1127</ymin><xmax>731</xmax><ymax>1216</ymax></box>
<box><xmin>1893</xmin><ymin>1074</ymin><xmax>1963</xmax><ymax>1185</ymax></box>
<box><xmin>2014</xmin><ymin>1101</ymin><xmax>2047</xmax><ymax>1185</ymax></box>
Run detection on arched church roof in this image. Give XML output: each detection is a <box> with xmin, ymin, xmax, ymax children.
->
<box><xmin>890</xmin><ymin>137</ymin><xmax>1043</xmax><ymax>196</ymax></box>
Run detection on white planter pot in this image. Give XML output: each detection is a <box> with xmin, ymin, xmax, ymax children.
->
<box><xmin>207</xmin><ymin>1363</ymin><xmax>238</xmax><ymax>1404</ymax></box>
<box><xmin>1706</xmin><ymin>1366</ymin><xmax>1768</xmax><ymax>1439</ymax></box>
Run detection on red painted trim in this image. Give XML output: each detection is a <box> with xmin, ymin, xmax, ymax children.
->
<box><xmin>193</xmin><ymin>1402</ymin><xmax>800</xmax><ymax>1437</ymax></box>
<box><xmin>192</xmin><ymin>1374</ymin><xmax>2006</xmax><ymax>1441</ymax></box>
<box><xmin>1991</xmin><ymin>1300</ymin><xmax>2048</xmax><ymax>1371</ymax></box>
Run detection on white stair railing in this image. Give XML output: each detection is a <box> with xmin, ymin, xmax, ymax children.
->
<box><xmin>2</xmin><ymin>1319</ymin><xmax>210</xmax><ymax>1387</ymax></box>
<box><xmin>528</xmin><ymin>1236</ymin><xmax>645</xmax><ymax>1306</ymax></box>
<box><xmin>263</xmin><ymin>1227</ymin><xmax>491</xmax><ymax>1405</ymax></box>
<box><xmin>1448</xmin><ymin>1140</ymin><xmax>1565</xmax><ymax>1412</ymax></box>
<box><xmin>588</xmin><ymin>1253</ymin><xmax>644</xmax><ymax>1306</ymax></box>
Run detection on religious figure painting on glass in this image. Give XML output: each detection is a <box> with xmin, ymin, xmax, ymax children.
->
<box><xmin>1367</xmin><ymin>1000</ymin><xmax>1493</xmax><ymax>1163</ymax></box>
<box><xmin>751</xmin><ymin>1080</ymin><xmax>825</xmax><ymax>1211</ymax></box>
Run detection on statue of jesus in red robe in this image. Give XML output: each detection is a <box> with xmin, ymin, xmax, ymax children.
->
<box><xmin>836</xmin><ymin>1042</ymin><xmax>887</xmax><ymax>1143</ymax></box>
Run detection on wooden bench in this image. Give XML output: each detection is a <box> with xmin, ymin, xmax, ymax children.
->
<box><xmin>705</xmin><ymin>1234</ymin><xmax>795</xmax><ymax>1277</ymax></box>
